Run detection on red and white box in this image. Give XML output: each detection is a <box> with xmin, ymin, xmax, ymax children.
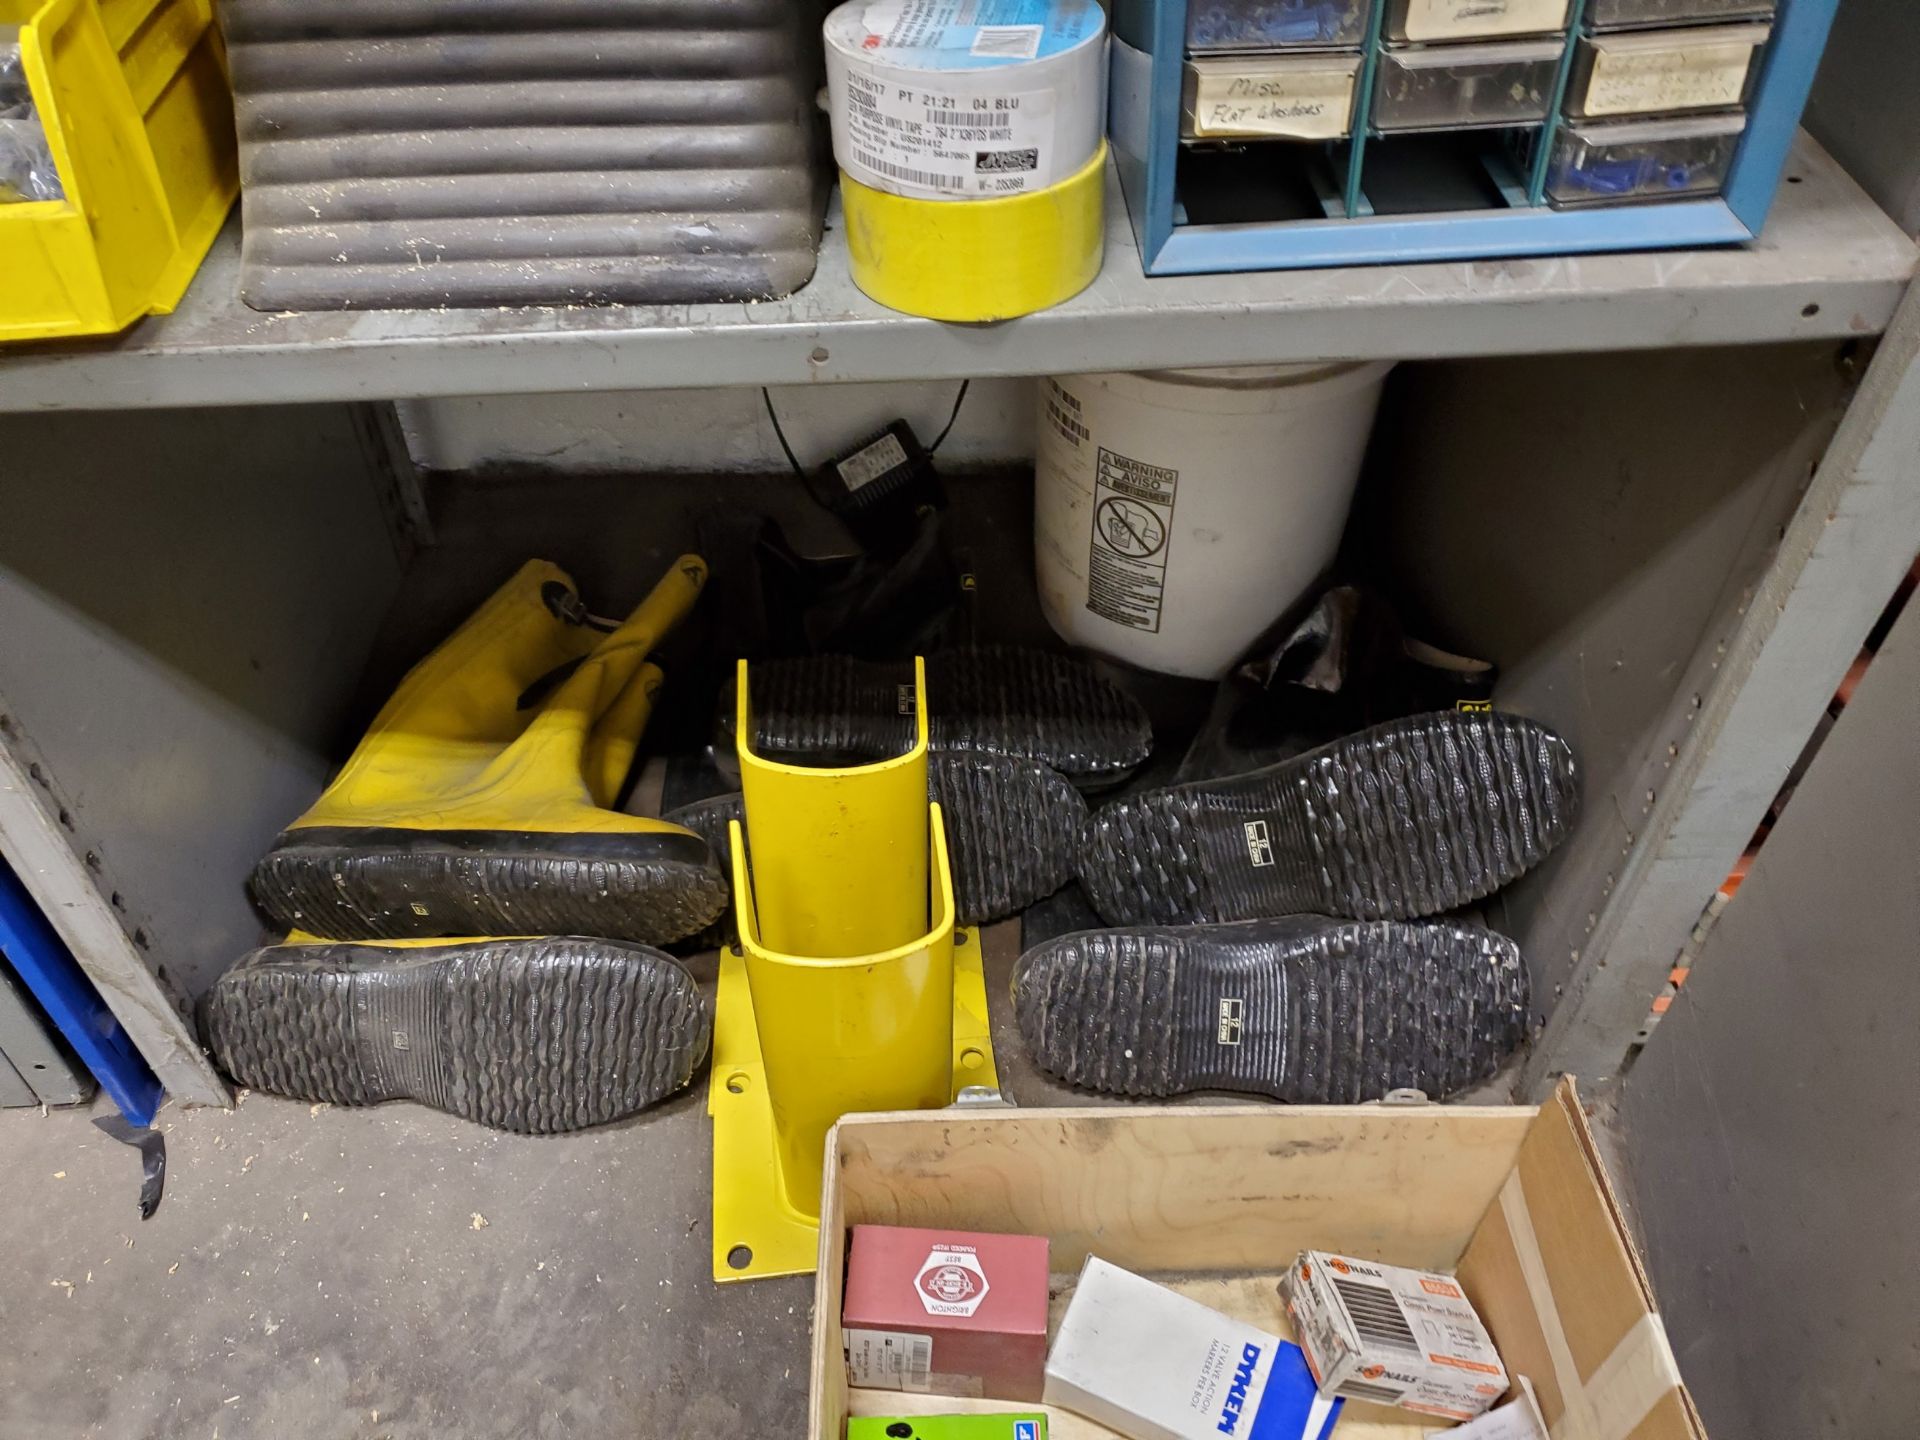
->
<box><xmin>841</xmin><ymin>1224</ymin><xmax>1051</xmax><ymax>1402</ymax></box>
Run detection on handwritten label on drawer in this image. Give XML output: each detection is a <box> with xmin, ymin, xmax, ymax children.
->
<box><xmin>1583</xmin><ymin>35</ymin><xmax>1759</xmax><ymax>115</ymax></box>
<box><xmin>1185</xmin><ymin>62</ymin><xmax>1359</xmax><ymax>140</ymax></box>
<box><xmin>1398</xmin><ymin>0</ymin><xmax>1570</xmax><ymax>42</ymax></box>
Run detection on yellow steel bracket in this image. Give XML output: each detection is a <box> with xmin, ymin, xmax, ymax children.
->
<box><xmin>708</xmin><ymin>658</ymin><xmax>999</xmax><ymax>1283</ymax></box>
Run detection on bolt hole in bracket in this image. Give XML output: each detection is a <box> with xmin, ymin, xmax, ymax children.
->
<box><xmin>706</xmin><ymin>922</ymin><xmax>997</xmax><ymax>1282</ymax></box>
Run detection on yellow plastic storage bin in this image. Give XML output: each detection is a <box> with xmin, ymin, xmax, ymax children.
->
<box><xmin>0</xmin><ymin>0</ymin><xmax>236</xmax><ymax>342</ymax></box>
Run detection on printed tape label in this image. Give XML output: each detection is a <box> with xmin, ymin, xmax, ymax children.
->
<box><xmin>840</xmin><ymin>67</ymin><xmax>1055</xmax><ymax>195</ymax></box>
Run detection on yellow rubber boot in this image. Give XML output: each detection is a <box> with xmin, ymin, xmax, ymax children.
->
<box><xmin>250</xmin><ymin>557</ymin><xmax>728</xmax><ymax>945</ymax></box>
<box><xmin>202</xmin><ymin>933</ymin><xmax>710</xmax><ymax>1133</ymax></box>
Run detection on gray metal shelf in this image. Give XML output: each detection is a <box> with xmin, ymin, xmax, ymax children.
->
<box><xmin>0</xmin><ymin>133</ymin><xmax>1910</xmax><ymax>414</ymax></box>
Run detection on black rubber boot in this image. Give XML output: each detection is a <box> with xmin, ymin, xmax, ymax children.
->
<box><xmin>1012</xmin><ymin>916</ymin><xmax>1529</xmax><ymax>1102</ymax></box>
<box><xmin>1176</xmin><ymin>584</ymin><xmax>1497</xmax><ymax>784</ymax></box>
<box><xmin>715</xmin><ymin>646</ymin><xmax>1153</xmax><ymax>791</ymax></box>
<box><xmin>667</xmin><ymin>750</ymin><xmax>1088</xmax><ymax>930</ymax></box>
<box><xmin>201</xmin><ymin>938</ymin><xmax>710</xmax><ymax>1134</ymax></box>
<box><xmin>1078</xmin><ymin>710</ymin><xmax>1579</xmax><ymax>926</ymax></box>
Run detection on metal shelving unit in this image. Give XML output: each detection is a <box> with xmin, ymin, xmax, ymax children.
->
<box><xmin>0</xmin><ymin>123</ymin><xmax>1915</xmax><ymax>1117</ymax></box>
<box><xmin>0</xmin><ymin>134</ymin><xmax>1908</xmax><ymax>412</ymax></box>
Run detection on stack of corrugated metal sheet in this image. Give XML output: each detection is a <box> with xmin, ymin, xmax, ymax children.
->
<box><xmin>222</xmin><ymin>0</ymin><xmax>830</xmax><ymax>309</ymax></box>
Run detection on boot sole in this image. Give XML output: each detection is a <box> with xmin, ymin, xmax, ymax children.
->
<box><xmin>251</xmin><ymin>827</ymin><xmax>729</xmax><ymax>946</ymax></box>
<box><xmin>1079</xmin><ymin>711</ymin><xmax>1579</xmax><ymax>925</ymax></box>
<box><xmin>667</xmin><ymin>752</ymin><xmax>1088</xmax><ymax>931</ymax></box>
<box><xmin>1012</xmin><ymin>917</ymin><xmax>1528</xmax><ymax>1102</ymax></box>
<box><xmin>201</xmin><ymin>938</ymin><xmax>710</xmax><ymax>1133</ymax></box>
<box><xmin>720</xmin><ymin>647</ymin><xmax>1153</xmax><ymax>790</ymax></box>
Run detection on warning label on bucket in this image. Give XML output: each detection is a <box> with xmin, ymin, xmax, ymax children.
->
<box><xmin>1087</xmin><ymin>448</ymin><xmax>1177</xmax><ymax>632</ymax></box>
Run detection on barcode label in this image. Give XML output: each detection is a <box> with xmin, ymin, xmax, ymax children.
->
<box><xmin>906</xmin><ymin>1335</ymin><xmax>931</xmax><ymax>1386</ymax></box>
<box><xmin>838</xmin><ymin>68</ymin><xmax>1053</xmax><ymax>196</ymax></box>
<box><xmin>972</xmin><ymin>24</ymin><xmax>1042</xmax><ymax>58</ymax></box>
<box><xmin>929</xmin><ymin>108</ymin><xmax>1011</xmax><ymax>130</ymax></box>
<box><xmin>1332</xmin><ymin>1276</ymin><xmax>1422</xmax><ymax>1355</ymax></box>
<box><xmin>1338</xmin><ymin>1379</ymin><xmax>1412</xmax><ymax>1403</ymax></box>
<box><xmin>844</xmin><ymin>1327</ymin><xmax>933</xmax><ymax>1392</ymax></box>
<box><xmin>851</xmin><ymin>149</ymin><xmax>961</xmax><ymax>193</ymax></box>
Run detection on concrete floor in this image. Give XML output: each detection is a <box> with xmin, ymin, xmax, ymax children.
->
<box><xmin>0</xmin><ymin>923</ymin><xmax>1134</xmax><ymax>1440</ymax></box>
<box><xmin>0</xmin><ymin>1052</ymin><xmax>812</xmax><ymax>1440</ymax></box>
<box><xmin>0</xmin><ymin>914</ymin><xmax>1540</xmax><ymax>1440</ymax></box>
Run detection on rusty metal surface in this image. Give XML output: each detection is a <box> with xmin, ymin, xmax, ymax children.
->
<box><xmin>221</xmin><ymin>0</ymin><xmax>830</xmax><ymax>309</ymax></box>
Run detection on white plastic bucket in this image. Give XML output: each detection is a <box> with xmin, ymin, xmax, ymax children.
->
<box><xmin>1035</xmin><ymin>362</ymin><xmax>1393</xmax><ymax>679</ymax></box>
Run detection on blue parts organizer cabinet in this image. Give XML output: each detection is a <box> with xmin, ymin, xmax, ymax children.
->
<box><xmin>0</xmin><ymin>858</ymin><xmax>163</xmax><ymax>1125</ymax></box>
<box><xmin>1110</xmin><ymin>0</ymin><xmax>1838</xmax><ymax>271</ymax></box>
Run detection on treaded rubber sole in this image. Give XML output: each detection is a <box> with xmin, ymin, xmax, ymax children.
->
<box><xmin>666</xmin><ymin>751</ymin><xmax>1088</xmax><ymax>928</ymax></box>
<box><xmin>718</xmin><ymin>646</ymin><xmax>1153</xmax><ymax>788</ymax></box>
<box><xmin>201</xmin><ymin>938</ymin><xmax>710</xmax><ymax>1133</ymax></box>
<box><xmin>1079</xmin><ymin>711</ymin><xmax>1579</xmax><ymax>925</ymax></box>
<box><xmin>1012</xmin><ymin>916</ymin><xmax>1528</xmax><ymax>1102</ymax></box>
<box><xmin>250</xmin><ymin>832</ymin><xmax>729</xmax><ymax>947</ymax></box>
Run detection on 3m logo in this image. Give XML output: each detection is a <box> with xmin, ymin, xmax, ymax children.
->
<box><xmin>1243</xmin><ymin>820</ymin><xmax>1275</xmax><ymax>867</ymax></box>
<box><xmin>914</xmin><ymin>1248</ymin><xmax>990</xmax><ymax>1317</ymax></box>
<box><xmin>975</xmin><ymin>146</ymin><xmax>1038</xmax><ymax>173</ymax></box>
<box><xmin>1217</xmin><ymin>998</ymin><xmax>1244</xmax><ymax>1046</ymax></box>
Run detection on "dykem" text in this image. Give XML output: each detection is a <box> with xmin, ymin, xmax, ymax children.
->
<box><xmin>1217</xmin><ymin>1342</ymin><xmax>1262</xmax><ymax>1434</ymax></box>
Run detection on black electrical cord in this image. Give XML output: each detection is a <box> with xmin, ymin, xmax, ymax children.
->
<box><xmin>927</xmin><ymin>379</ymin><xmax>970</xmax><ymax>454</ymax></box>
<box><xmin>761</xmin><ymin>385</ymin><xmax>807</xmax><ymax>478</ymax></box>
<box><xmin>760</xmin><ymin>378</ymin><xmax>971</xmax><ymax>474</ymax></box>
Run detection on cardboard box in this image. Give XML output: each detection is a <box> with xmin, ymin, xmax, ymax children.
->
<box><xmin>842</xmin><ymin>1225</ymin><xmax>1050</xmax><ymax>1402</ymax></box>
<box><xmin>1281</xmin><ymin>1251</ymin><xmax>1509</xmax><ymax>1421</ymax></box>
<box><xmin>810</xmin><ymin>1082</ymin><xmax>1701</xmax><ymax>1440</ymax></box>
<box><xmin>1044</xmin><ymin>1257</ymin><xmax>1340</xmax><ymax>1440</ymax></box>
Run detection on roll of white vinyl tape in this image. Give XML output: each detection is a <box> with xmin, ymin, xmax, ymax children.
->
<box><xmin>823</xmin><ymin>0</ymin><xmax>1108</xmax><ymax>202</ymax></box>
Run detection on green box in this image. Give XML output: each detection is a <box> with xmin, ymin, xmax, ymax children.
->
<box><xmin>846</xmin><ymin>1416</ymin><xmax>1047</xmax><ymax>1440</ymax></box>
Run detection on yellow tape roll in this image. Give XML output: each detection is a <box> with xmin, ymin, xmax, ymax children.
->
<box><xmin>841</xmin><ymin>142</ymin><xmax>1107</xmax><ymax>323</ymax></box>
